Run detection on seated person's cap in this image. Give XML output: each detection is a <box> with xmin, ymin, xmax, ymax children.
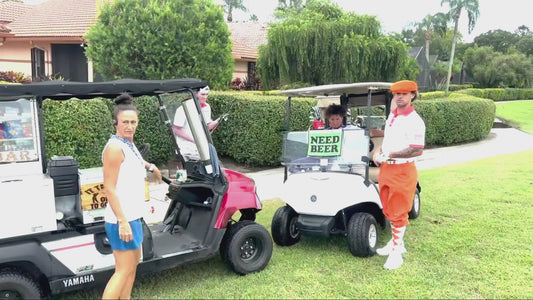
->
<box><xmin>390</xmin><ymin>80</ymin><xmax>418</xmax><ymax>93</ymax></box>
<box><xmin>199</xmin><ymin>86</ymin><xmax>210</xmax><ymax>94</ymax></box>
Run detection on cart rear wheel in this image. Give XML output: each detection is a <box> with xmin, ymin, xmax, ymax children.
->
<box><xmin>408</xmin><ymin>189</ymin><xmax>421</xmax><ymax>219</ymax></box>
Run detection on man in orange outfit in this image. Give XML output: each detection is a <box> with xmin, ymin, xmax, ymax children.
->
<box><xmin>373</xmin><ymin>80</ymin><xmax>425</xmax><ymax>270</ymax></box>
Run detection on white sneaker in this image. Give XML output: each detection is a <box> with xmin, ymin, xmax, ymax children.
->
<box><xmin>384</xmin><ymin>249</ymin><xmax>404</xmax><ymax>270</ymax></box>
<box><xmin>376</xmin><ymin>239</ymin><xmax>406</xmax><ymax>256</ymax></box>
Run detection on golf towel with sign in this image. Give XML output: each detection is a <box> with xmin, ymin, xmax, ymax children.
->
<box><xmin>304</xmin><ymin>128</ymin><xmax>369</xmax><ymax>166</ymax></box>
<box><xmin>307</xmin><ymin>130</ymin><xmax>343</xmax><ymax>157</ymax></box>
<box><xmin>79</xmin><ymin>167</ymin><xmax>149</xmax><ymax>224</ymax></box>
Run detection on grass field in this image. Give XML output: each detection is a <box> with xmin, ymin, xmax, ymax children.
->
<box><xmin>60</xmin><ymin>148</ymin><xmax>533</xmax><ymax>299</ymax></box>
<box><xmin>57</xmin><ymin>100</ymin><xmax>533</xmax><ymax>299</ymax></box>
<box><xmin>495</xmin><ymin>100</ymin><xmax>533</xmax><ymax>134</ymax></box>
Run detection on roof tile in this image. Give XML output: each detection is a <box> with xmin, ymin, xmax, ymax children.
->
<box><xmin>231</xmin><ymin>39</ymin><xmax>257</xmax><ymax>60</ymax></box>
<box><xmin>227</xmin><ymin>22</ymin><xmax>268</xmax><ymax>50</ymax></box>
<box><xmin>8</xmin><ymin>0</ymin><xmax>97</xmax><ymax>38</ymax></box>
<box><xmin>0</xmin><ymin>1</ymin><xmax>33</xmax><ymax>23</ymax></box>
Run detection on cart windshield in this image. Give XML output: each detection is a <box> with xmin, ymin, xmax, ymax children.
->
<box><xmin>282</xmin><ymin>127</ymin><xmax>369</xmax><ymax>174</ymax></box>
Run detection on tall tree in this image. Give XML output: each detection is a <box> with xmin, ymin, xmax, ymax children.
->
<box><xmin>85</xmin><ymin>0</ymin><xmax>233</xmax><ymax>89</ymax></box>
<box><xmin>441</xmin><ymin>0</ymin><xmax>479</xmax><ymax>94</ymax></box>
<box><xmin>221</xmin><ymin>0</ymin><xmax>247</xmax><ymax>22</ymax></box>
<box><xmin>417</xmin><ymin>13</ymin><xmax>449</xmax><ymax>63</ymax></box>
<box><xmin>258</xmin><ymin>0</ymin><xmax>408</xmax><ymax>89</ymax></box>
<box><xmin>474</xmin><ymin>29</ymin><xmax>518</xmax><ymax>53</ymax></box>
<box><xmin>274</xmin><ymin>0</ymin><xmax>306</xmax><ymax>19</ymax></box>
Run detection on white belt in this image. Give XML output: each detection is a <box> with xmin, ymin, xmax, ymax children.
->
<box><xmin>385</xmin><ymin>159</ymin><xmax>415</xmax><ymax>165</ymax></box>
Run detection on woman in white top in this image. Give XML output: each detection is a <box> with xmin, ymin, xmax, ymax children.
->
<box><xmin>102</xmin><ymin>93</ymin><xmax>161</xmax><ymax>299</ymax></box>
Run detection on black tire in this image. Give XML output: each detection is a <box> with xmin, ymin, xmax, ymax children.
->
<box><xmin>347</xmin><ymin>212</ymin><xmax>379</xmax><ymax>257</ymax></box>
<box><xmin>271</xmin><ymin>206</ymin><xmax>301</xmax><ymax>246</ymax></box>
<box><xmin>220</xmin><ymin>220</ymin><xmax>273</xmax><ymax>275</ymax></box>
<box><xmin>0</xmin><ymin>271</ymin><xmax>43</xmax><ymax>299</ymax></box>
<box><xmin>408</xmin><ymin>189</ymin><xmax>421</xmax><ymax>219</ymax></box>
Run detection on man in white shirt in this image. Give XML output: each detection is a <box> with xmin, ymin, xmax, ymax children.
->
<box><xmin>372</xmin><ymin>80</ymin><xmax>425</xmax><ymax>270</ymax></box>
<box><xmin>172</xmin><ymin>86</ymin><xmax>219</xmax><ymax>160</ymax></box>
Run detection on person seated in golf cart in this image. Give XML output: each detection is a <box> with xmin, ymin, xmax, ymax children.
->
<box><xmin>325</xmin><ymin>104</ymin><xmax>349</xmax><ymax>129</ymax></box>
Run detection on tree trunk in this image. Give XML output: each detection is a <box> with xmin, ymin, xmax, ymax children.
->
<box><xmin>445</xmin><ymin>11</ymin><xmax>461</xmax><ymax>95</ymax></box>
<box><xmin>227</xmin><ymin>7</ymin><xmax>233</xmax><ymax>22</ymax></box>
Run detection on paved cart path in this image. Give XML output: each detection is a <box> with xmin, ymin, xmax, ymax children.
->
<box><xmin>144</xmin><ymin>127</ymin><xmax>533</xmax><ymax>223</ymax></box>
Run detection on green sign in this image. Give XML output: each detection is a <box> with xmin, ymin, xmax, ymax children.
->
<box><xmin>307</xmin><ymin>130</ymin><xmax>343</xmax><ymax>156</ymax></box>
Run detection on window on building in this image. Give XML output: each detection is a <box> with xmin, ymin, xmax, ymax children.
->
<box><xmin>31</xmin><ymin>48</ymin><xmax>45</xmax><ymax>82</ymax></box>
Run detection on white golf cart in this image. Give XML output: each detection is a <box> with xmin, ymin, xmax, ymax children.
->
<box><xmin>0</xmin><ymin>79</ymin><xmax>272</xmax><ymax>298</ymax></box>
<box><xmin>271</xmin><ymin>82</ymin><xmax>421</xmax><ymax>257</ymax></box>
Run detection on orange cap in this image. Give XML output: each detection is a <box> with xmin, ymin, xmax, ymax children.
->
<box><xmin>390</xmin><ymin>80</ymin><xmax>418</xmax><ymax>93</ymax></box>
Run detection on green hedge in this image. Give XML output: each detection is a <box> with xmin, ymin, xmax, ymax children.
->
<box><xmin>42</xmin><ymin>98</ymin><xmax>114</xmax><ymax>168</ymax></box>
<box><xmin>456</xmin><ymin>88</ymin><xmax>533</xmax><ymax>101</ymax></box>
<box><xmin>42</xmin><ymin>91</ymin><xmax>497</xmax><ymax>168</ymax></box>
<box><xmin>42</xmin><ymin>96</ymin><xmax>178</xmax><ymax>168</ymax></box>
<box><xmin>420</xmin><ymin>91</ymin><xmax>446</xmax><ymax>100</ymax></box>
<box><xmin>209</xmin><ymin>92</ymin><xmax>315</xmax><ymax>166</ymax></box>
<box><xmin>415</xmin><ymin>95</ymin><xmax>495</xmax><ymax>146</ymax></box>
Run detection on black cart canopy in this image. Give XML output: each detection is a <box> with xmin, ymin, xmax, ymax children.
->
<box><xmin>0</xmin><ymin>78</ymin><xmax>208</xmax><ymax>101</ymax></box>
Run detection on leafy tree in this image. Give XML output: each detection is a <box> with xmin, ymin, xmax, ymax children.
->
<box><xmin>258</xmin><ymin>0</ymin><xmax>408</xmax><ymax>89</ymax></box>
<box><xmin>441</xmin><ymin>0</ymin><xmax>480</xmax><ymax>94</ymax></box>
<box><xmin>515</xmin><ymin>25</ymin><xmax>531</xmax><ymax>37</ymax></box>
<box><xmin>84</xmin><ymin>0</ymin><xmax>233</xmax><ymax>89</ymax></box>
<box><xmin>463</xmin><ymin>45</ymin><xmax>533</xmax><ymax>87</ymax></box>
<box><xmin>474</xmin><ymin>29</ymin><xmax>518</xmax><ymax>53</ymax></box>
<box><xmin>275</xmin><ymin>0</ymin><xmax>306</xmax><ymax>19</ymax></box>
<box><xmin>516</xmin><ymin>35</ymin><xmax>533</xmax><ymax>57</ymax></box>
<box><xmin>221</xmin><ymin>0</ymin><xmax>247</xmax><ymax>22</ymax></box>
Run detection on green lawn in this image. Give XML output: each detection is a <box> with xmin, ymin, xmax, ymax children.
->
<box><xmin>495</xmin><ymin>100</ymin><xmax>533</xmax><ymax>133</ymax></box>
<box><xmin>60</xmin><ymin>149</ymin><xmax>533</xmax><ymax>299</ymax></box>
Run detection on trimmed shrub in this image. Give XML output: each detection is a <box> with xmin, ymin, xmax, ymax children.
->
<box><xmin>457</xmin><ymin>88</ymin><xmax>533</xmax><ymax>101</ymax></box>
<box><xmin>420</xmin><ymin>91</ymin><xmax>446</xmax><ymax>100</ymax></box>
<box><xmin>0</xmin><ymin>71</ymin><xmax>31</xmax><ymax>83</ymax></box>
<box><xmin>209</xmin><ymin>91</ymin><xmax>314</xmax><ymax>166</ymax></box>
<box><xmin>42</xmin><ymin>98</ymin><xmax>113</xmax><ymax>168</ymax></box>
<box><xmin>40</xmin><ymin>89</ymin><xmax>499</xmax><ymax>168</ymax></box>
<box><xmin>414</xmin><ymin>95</ymin><xmax>495</xmax><ymax>146</ymax></box>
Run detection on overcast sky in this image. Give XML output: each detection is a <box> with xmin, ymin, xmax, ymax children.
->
<box><xmin>22</xmin><ymin>0</ymin><xmax>532</xmax><ymax>43</ymax></box>
<box><xmin>222</xmin><ymin>0</ymin><xmax>532</xmax><ymax>43</ymax></box>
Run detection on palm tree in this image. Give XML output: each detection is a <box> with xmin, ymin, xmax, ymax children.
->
<box><xmin>441</xmin><ymin>0</ymin><xmax>479</xmax><ymax>94</ymax></box>
<box><xmin>222</xmin><ymin>0</ymin><xmax>247</xmax><ymax>23</ymax></box>
<box><xmin>418</xmin><ymin>13</ymin><xmax>449</xmax><ymax>63</ymax></box>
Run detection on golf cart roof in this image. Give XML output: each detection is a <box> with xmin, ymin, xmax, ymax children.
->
<box><xmin>0</xmin><ymin>78</ymin><xmax>208</xmax><ymax>100</ymax></box>
<box><xmin>280</xmin><ymin>82</ymin><xmax>392</xmax><ymax>97</ymax></box>
<box><xmin>281</xmin><ymin>82</ymin><xmax>393</xmax><ymax>108</ymax></box>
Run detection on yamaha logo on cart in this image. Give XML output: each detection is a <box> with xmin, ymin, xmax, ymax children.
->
<box><xmin>62</xmin><ymin>274</ymin><xmax>95</xmax><ymax>287</ymax></box>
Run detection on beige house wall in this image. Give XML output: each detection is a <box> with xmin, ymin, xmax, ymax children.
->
<box><xmin>232</xmin><ymin>60</ymin><xmax>248</xmax><ymax>80</ymax></box>
<box><xmin>0</xmin><ymin>41</ymin><xmax>53</xmax><ymax>77</ymax></box>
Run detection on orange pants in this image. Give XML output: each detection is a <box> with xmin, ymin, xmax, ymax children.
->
<box><xmin>378</xmin><ymin>162</ymin><xmax>418</xmax><ymax>228</ymax></box>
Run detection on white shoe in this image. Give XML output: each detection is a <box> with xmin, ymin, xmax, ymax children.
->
<box><xmin>384</xmin><ymin>249</ymin><xmax>404</xmax><ymax>270</ymax></box>
<box><xmin>376</xmin><ymin>239</ymin><xmax>406</xmax><ymax>256</ymax></box>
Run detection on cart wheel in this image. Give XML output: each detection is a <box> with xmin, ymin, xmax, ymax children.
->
<box><xmin>408</xmin><ymin>189</ymin><xmax>421</xmax><ymax>219</ymax></box>
<box><xmin>347</xmin><ymin>212</ymin><xmax>378</xmax><ymax>257</ymax></box>
<box><xmin>220</xmin><ymin>220</ymin><xmax>273</xmax><ymax>275</ymax></box>
<box><xmin>0</xmin><ymin>271</ymin><xmax>43</xmax><ymax>299</ymax></box>
<box><xmin>271</xmin><ymin>206</ymin><xmax>301</xmax><ymax>246</ymax></box>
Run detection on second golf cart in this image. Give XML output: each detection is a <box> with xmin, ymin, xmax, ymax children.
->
<box><xmin>271</xmin><ymin>82</ymin><xmax>421</xmax><ymax>257</ymax></box>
